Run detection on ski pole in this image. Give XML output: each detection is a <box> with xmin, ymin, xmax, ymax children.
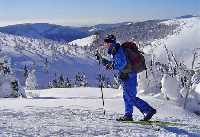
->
<box><xmin>97</xmin><ymin>50</ymin><xmax>106</xmax><ymax>115</ymax></box>
<box><xmin>100</xmin><ymin>80</ymin><xmax>106</xmax><ymax>115</ymax></box>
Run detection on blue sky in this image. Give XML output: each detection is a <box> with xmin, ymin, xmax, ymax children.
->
<box><xmin>0</xmin><ymin>0</ymin><xmax>199</xmax><ymax>26</ymax></box>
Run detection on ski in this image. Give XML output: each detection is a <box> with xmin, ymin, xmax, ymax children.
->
<box><xmin>119</xmin><ymin>120</ymin><xmax>184</xmax><ymax>126</ymax></box>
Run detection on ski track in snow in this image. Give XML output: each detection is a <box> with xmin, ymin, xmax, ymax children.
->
<box><xmin>0</xmin><ymin>101</ymin><xmax>200</xmax><ymax>136</ymax></box>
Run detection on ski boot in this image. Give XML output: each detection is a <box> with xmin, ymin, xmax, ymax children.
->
<box><xmin>116</xmin><ymin>115</ymin><xmax>133</xmax><ymax>121</ymax></box>
<box><xmin>142</xmin><ymin>108</ymin><xmax>157</xmax><ymax>121</ymax></box>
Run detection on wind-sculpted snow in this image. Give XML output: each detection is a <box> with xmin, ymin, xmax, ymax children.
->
<box><xmin>0</xmin><ymin>107</ymin><xmax>200</xmax><ymax>137</ymax></box>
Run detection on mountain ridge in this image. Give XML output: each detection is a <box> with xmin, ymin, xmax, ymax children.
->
<box><xmin>0</xmin><ymin>15</ymin><xmax>197</xmax><ymax>43</ymax></box>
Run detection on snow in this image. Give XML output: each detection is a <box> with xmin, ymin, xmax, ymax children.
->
<box><xmin>68</xmin><ymin>35</ymin><xmax>97</xmax><ymax>47</ymax></box>
<box><xmin>0</xmin><ymin>32</ymin><xmax>112</xmax><ymax>88</ymax></box>
<box><xmin>140</xmin><ymin>17</ymin><xmax>200</xmax><ymax>115</ymax></box>
<box><xmin>126</xmin><ymin>22</ymin><xmax>133</xmax><ymax>25</ymax></box>
<box><xmin>0</xmin><ymin>16</ymin><xmax>200</xmax><ymax>136</ymax></box>
<box><xmin>144</xmin><ymin>17</ymin><xmax>200</xmax><ymax>68</ymax></box>
<box><xmin>0</xmin><ymin>87</ymin><xmax>199</xmax><ymax>136</ymax></box>
<box><xmin>196</xmin><ymin>83</ymin><xmax>200</xmax><ymax>95</ymax></box>
<box><xmin>88</xmin><ymin>27</ymin><xmax>97</xmax><ymax>32</ymax></box>
<box><xmin>161</xmin><ymin>74</ymin><xmax>182</xmax><ymax>100</ymax></box>
<box><xmin>25</xmin><ymin>69</ymin><xmax>38</xmax><ymax>90</ymax></box>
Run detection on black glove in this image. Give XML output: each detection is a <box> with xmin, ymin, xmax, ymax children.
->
<box><xmin>119</xmin><ymin>72</ymin><xmax>129</xmax><ymax>80</ymax></box>
<box><xmin>95</xmin><ymin>51</ymin><xmax>101</xmax><ymax>61</ymax></box>
<box><xmin>106</xmin><ymin>63</ymin><xmax>113</xmax><ymax>70</ymax></box>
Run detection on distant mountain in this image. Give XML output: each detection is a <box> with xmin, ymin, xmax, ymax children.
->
<box><xmin>95</xmin><ymin>19</ymin><xmax>179</xmax><ymax>44</ymax></box>
<box><xmin>176</xmin><ymin>15</ymin><xmax>198</xmax><ymax>19</ymax></box>
<box><xmin>0</xmin><ymin>15</ymin><xmax>198</xmax><ymax>44</ymax></box>
<box><xmin>0</xmin><ymin>22</ymin><xmax>137</xmax><ymax>43</ymax></box>
<box><xmin>89</xmin><ymin>15</ymin><xmax>198</xmax><ymax>44</ymax></box>
<box><xmin>88</xmin><ymin>22</ymin><xmax>134</xmax><ymax>32</ymax></box>
<box><xmin>0</xmin><ymin>23</ymin><xmax>90</xmax><ymax>42</ymax></box>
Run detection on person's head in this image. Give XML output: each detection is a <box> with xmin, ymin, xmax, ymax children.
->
<box><xmin>104</xmin><ymin>34</ymin><xmax>119</xmax><ymax>55</ymax></box>
<box><xmin>104</xmin><ymin>34</ymin><xmax>116</xmax><ymax>46</ymax></box>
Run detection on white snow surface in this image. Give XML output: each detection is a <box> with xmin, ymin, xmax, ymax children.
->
<box><xmin>0</xmin><ymin>87</ymin><xmax>200</xmax><ymax>136</ymax></box>
<box><xmin>144</xmin><ymin>17</ymin><xmax>200</xmax><ymax>68</ymax></box>
<box><xmin>161</xmin><ymin>74</ymin><xmax>182</xmax><ymax>100</ymax></box>
<box><xmin>69</xmin><ymin>35</ymin><xmax>97</xmax><ymax>47</ymax></box>
<box><xmin>196</xmin><ymin>83</ymin><xmax>200</xmax><ymax>95</ymax></box>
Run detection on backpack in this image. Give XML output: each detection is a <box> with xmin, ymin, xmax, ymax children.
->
<box><xmin>121</xmin><ymin>42</ymin><xmax>147</xmax><ymax>73</ymax></box>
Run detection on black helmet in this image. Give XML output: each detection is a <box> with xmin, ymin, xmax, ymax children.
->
<box><xmin>104</xmin><ymin>34</ymin><xmax>116</xmax><ymax>43</ymax></box>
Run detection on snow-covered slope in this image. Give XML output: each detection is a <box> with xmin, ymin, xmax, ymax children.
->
<box><xmin>0</xmin><ymin>23</ymin><xmax>90</xmax><ymax>42</ymax></box>
<box><xmin>138</xmin><ymin>16</ymin><xmax>200</xmax><ymax>116</ymax></box>
<box><xmin>0</xmin><ymin>87</ymin><xmax>199</xmax><ymax>136</ymax></box>
<box><xmin>144</xmin><ymin>16</ymin><xmax>200</xmax><ymax>68</ymax></box>
<box><xmin>68</xmin><ymin>35</ymin><xmax>97</xmax><ymax>47</ymax></box>
<box><xmin>0</xmin><ymin>32</ymin><xmax>111</xmax><ymax>88</ymax></box>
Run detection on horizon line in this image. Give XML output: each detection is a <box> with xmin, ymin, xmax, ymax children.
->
<box><xmin>0</xmin><ymin>14</ymin><xmax>199</xmax><ymax>28</ymax></box>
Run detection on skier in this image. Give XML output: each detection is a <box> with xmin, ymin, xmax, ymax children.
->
<box><xmin>97</xmin><ymin>34</ymin><xmax>156</xmax><ymax>121</ymax></box>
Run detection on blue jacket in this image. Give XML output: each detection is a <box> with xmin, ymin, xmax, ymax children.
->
<box><xmin>112</xmin><ymin>45</ymin><xmax>127</xmax><ymax>72</ymax></box>
<box><xmin>102</xmin><ymin>43</ymin><xmax>128</xmax><ymax>72</ymax></box>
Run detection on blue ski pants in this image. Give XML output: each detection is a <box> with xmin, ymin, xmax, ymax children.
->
<box><xmin>121</xmin><ymin>72</ymin><xmax>153</xmax><ymax>117</ymax></box>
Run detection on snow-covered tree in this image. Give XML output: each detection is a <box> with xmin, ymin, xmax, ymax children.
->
<box><xmin>161</xmin><ymin>74</ymin><xmax>182</xmax><ymax>100</ymax></box>
<box><xmin>48</xmin><ymin>73</ymin><xmax>73</xmax><ymax>88</ymax></box>
<box><xmin>58</xmin><ymin>74</ymin><xmax>65</xmax><ymax>88</ymax></box>
<box><xmin>64</xmin><ymin>77</ymin><xmax>72</xmax><ymax>88</ymax></box>
<box><xmin>74</xmin><ymin>72</ymin><xmax>88</xmax><ymax>87</ymax></box>
<box><xmin>52</xmin><ymin>79</ymin><xmax>58</xmax><ymax>88</ymax></box>
<box><xmin>24</xmin><ymin>65</ymin><xmax>29</xmax><ymax>79</ymax></box>
<box><xmin>23</xmin><ymin>65</ymin><xmax>29</xmax><ymax>84</ymax></box>
<box><xmin>48</xmin><ymin>81</ymin><xmax>54</xmax><ymax>88</ymax></box>
<box><xmin>44</xmin><ymin>58</ymin><xmax>49</xmax><ymax>73</ymax></box>
<box><xmin>25</xmin><ymin>69</ymin><xmax>38</xmax><ymax>90</ymax></box>
<box><xmin>96</xmin><ymin>74</ymin><xmax>111</xmax><ymax>88</ymax></box>
<box><xmin>0</xmin><ymin>56</ymin><xmax>26</xmax><ymax>98</ymax></box>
